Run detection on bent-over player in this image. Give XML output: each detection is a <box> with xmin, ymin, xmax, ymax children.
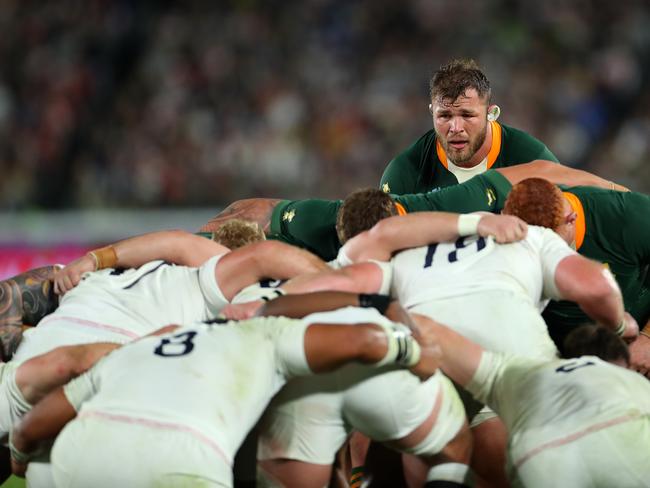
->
<box><xmin>412</xmin><ymin>316</ymin><xmax>650</xmax><ymax>487</ymax></box>
<box><xmin>10</xmin><ymin>308</ymin><xmax>442</xmax><ymax>487</ymax></box>
<box><xmin>253</xmin><ymin>293</ymin><xmax>473</xmax><ymax>488</ymax></box>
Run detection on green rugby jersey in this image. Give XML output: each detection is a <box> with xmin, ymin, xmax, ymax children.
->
<box><xmin>380</xmin><ymin>122</ymin><xmax>558</xmax><ymax>195</ymax></box>
<box><xmin>543</xmin><ymin>188</ymin><xmax>650</xmax><ymax>349</ymax></box>
<box><xmin>268</xmin><ymin>170</ymin><xmax>513</xmax><ymax>261</ymax></box>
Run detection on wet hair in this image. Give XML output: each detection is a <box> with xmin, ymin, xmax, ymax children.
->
<box><xmin>503</xmin><ymin>178</ymin><xmax>565</xmax><ymax>231</ymax></box>
<box><xmin>212</xmin><ymin>219</ymin><xmax>265</xmax><ymax>250</ymax></box>
<box><xmin>336</xmin><ymin>188</ymin><xmax>398</xmax><ymax>244</ymax></box>
<box><xmin>562</xmin><ymin>324</ymin><xmax>630</xmax><ymax>366</ymax></box>
<box><xmin>429</xmin><ymin>58</ymin><xmax>491</xmax><ymax>103</ymax></box>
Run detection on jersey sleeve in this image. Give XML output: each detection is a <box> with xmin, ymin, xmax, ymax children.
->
<box><xmin>465</xmin><ymin>351</ymin><xmax>535</xmax><ymax>417</ymax></box>
<box><xmin>394</xmin><ymin>170</ymin><xmax>512</xmax><ymax>213</ymax></box>
<box><xmin>380</xmin><ymin>131</ymin><xmax>435</xmax><ymax>195</ymax></box>
<box><xmin>538</xmin><ymin>228</ymin><xmax>579</xmax><ymax>300</ymax></box>
<box><xmin>269</xmin><ymin>317</ymin><xmax>312</xmax><ymax>378</ymax></box>
<box><xmin>63</xmin><ymin>368</ymin><xmax>99</xmax><ymax>412</ymax></box>
<box><xmin>269</xmin><ymin>199</ymin><xmax>342</xmax><ymax>261</ymax></box>
<box><xmin>198</xmin><ymin>254</ymin><xmax>229</xmax><ymax>311</ymax></box>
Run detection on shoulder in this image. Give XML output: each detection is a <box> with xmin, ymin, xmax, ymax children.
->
<box><xmin>500</xmin><ymin>123</ymin><xmax>558</xmax><ymax>162</ymax></box>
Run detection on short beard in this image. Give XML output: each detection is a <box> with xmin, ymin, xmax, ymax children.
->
<box><xmin>438</xmin><ymin>124</ymin><xmax>487</xmax><ymax>166</ymax></box>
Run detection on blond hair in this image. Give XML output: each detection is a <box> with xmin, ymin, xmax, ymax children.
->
<box><xmin>212</xmin><ymin>219</ymin><xmax>266</xmax><ymax>249</ymax></box>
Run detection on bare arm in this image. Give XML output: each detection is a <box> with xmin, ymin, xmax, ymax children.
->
<box><xmin>342</xmin><ymin>212</ymin><xmax>527</xmax><ymax>262</ymax></box>
<box><xmin>0</xmin><ymin>266</ymin><xmax>59</xmax><ymax>327</ymax></box>
<box><xmin>303</xmin><ymin>315</ymin><xmax>440</xmax><ymax>379</ymax></box>
<box><xmin>200</xmin><ymin>198</ymin><xmax>284</xmax><ymax>234</ymax></box>
<box><xmin>16</xmin><ymin>343</ymin><xmax>120</xmax><ymax>405</ymax></box>
<box><xmin>54</xmin><ymin>230</ymin><xmax>230</xmax><ymax>295</ymax></box>
<box><xmin>411</xmin><ymin>313</ymin><xmax>484</xmax><ymax>387</ymax></box>
<box><xmin>497</xmin><ymin>160</ymin><xmax>629</xmax><ymax>191</ymax></box>
<box><xmin>10</xmin><ymin>388</ymin><xmax>76</xmax><ymax>477</ymax></box>
<box><xmin>281</xmin><ymin>262</ymin><xmax>385</xmax><ymax>296</ymax></box>
<box><xmin>554</xmin><ymin>255</ymin><xmax>636</xmax><ymax>338</ymax></box>
<box><xmin>0</xmin><ymin>266</ymin><xmax>60</xmax><ymax>361</ymax></box>
<box><xmin>215</xmin><ymin>240</ymin><xmax>329</xmax><ymax>301</ymax></box>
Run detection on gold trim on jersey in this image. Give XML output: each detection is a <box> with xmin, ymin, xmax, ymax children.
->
<box><xmin>395</xmin><ymin>202</ymin><xmax>407</xmax><ymax>216</ymax></box>
<box><xmin>562</xmin><ymin>192</ymin><xmax>586</xmax><ymax>251</ymax></box>
<box><xmin>436</xmin><ymin>121</ymin><xmax>502</xmax><ymax>170</ymax></box>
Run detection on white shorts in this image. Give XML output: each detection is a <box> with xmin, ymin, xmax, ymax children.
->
<box><xmin>257</xmin><ymin>369</ymin><xmax>464</xmax><ymax>465</ymax></box>
<box><xmin>509</xmin><ymin>414</ymin><xmax>650</xmax><ymax>488</ymax></box>
<box><xmin>0</xmin><ymin>362</ymin><xmax>30</xmax><ymax>436</ymax></box>
<box><xmin>52</xmin><ymin>413</ymin><xmax>232</xmax><ymax>488</ymax></box>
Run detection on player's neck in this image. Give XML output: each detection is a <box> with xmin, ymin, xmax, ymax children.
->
<box><xmin>454</xmin><ymin>122</ymin><xmax>493</xmax><ymax>168</ymax></box>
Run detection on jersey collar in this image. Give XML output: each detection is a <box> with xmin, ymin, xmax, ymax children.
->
<box><xmin>436</xmin><ymin>121</ymin><xmax>502</xmax><ymax>170</ymax></box>
<box><xmin>562</xmin><ymin>192</ymin><xmax>586</xmax><ymax>250</ymax></box>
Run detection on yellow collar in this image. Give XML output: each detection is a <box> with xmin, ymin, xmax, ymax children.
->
<box><xmin>436</xmin><ymin>121</ymin><xmax>502</xmax><ymax>170</ymax></box>
<box><xmin>562</xmin><ymin>192</ymin><xmax>586</xmax><ymax>250</ymax></box>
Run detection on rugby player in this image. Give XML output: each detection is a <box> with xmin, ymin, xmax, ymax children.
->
<box><xmin>202</xmin><ymin>159</ymin><xmax>626</xmax><ymax>261</ymax></box>
<box><xmin>9</xmin><ymin>304</ymin><xmax>442</xmax><ymax>487</ymax></box>
<box><xmin>242</xmin><ymin>209</ymin><xmax>636</xmax><ymax>487</ymax></box>
<box><xmin>253</xmin><ymin>292</ymin><xmax>474</xmax><ymax>488</ymax></box>
<box><xmin>0</xmin><ymin>218</ymin><xmax>266</xmax><ymax>360</ymax></box>
<box><xmin>503</xmin><ymin>178</ymin><xmax>650</xmax><ymax>377</ymax></box>
<box><xmin>1</xmin><ymin>229</ymin><xmax>325</xmax><ymax>485</ymax></box>
<box><xmin>380</xmin><ymin>58</ymin><xmax>558</xmax><ymax>194</ymax></box>
<box><xmin>411</xmin><ymin>317</ymin><xmax>650</xmax><ymax>487</ymax></box>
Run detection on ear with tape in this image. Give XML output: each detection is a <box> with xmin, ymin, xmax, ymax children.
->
<box><xmin>428</xmin><ymin>103</ymin><xmax>433</xmax><ymax>114</ymax></box>
<box><xmin>487</xmin><ymin>105</ymin><xmax>501</xmax><ymax>122</ymax></box>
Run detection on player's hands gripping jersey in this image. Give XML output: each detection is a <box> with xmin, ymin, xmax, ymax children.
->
<box><xmin>476</xmin><ymin>213</ymin><xmax>528</xmax><ymax>243</ymax></box>
<box><xmin>53</xmin><ymin>254</ymin><xmax>96</xmax><ymax>295</ymax></box>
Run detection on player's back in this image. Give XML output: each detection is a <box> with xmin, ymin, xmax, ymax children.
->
<box><xmin>475</xmin><ymin>354</ymin><xmax>650</xmax><ymax>435</ymax></box>
<box><xmin>467</xmin><ymin>352</ymin><xmax>650</xmax><ymax>487</ymax></box>
<box><xmin>57</xmin><ymin>260</ymin><xmax>217</xmax><ymax>331</ymax></box>
<box><xmin>69</xmin><ymin>317</ymin><xmax>306</xmax><ymax>463</ymax></box>
<box><xmin>13</xmin><ymin>257</ymin><xmax>225</xmax><ymax>363</ymax></box>
<box><xmin>391</xmin><ymin>226</ymin><xmax>568</xmax><ymax>307</ymax></box>
<box><xmin>390</xmin><ymin>226</ymin><xmax>572</xmax><ymax>358</ymax></box>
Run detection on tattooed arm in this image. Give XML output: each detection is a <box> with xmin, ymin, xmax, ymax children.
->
<box><xmin>0</xmin><ymin>266</ymin><xmax>60</xmax><ymax>360</ymax></box>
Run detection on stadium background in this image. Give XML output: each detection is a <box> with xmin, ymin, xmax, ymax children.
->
<box><xmin>0</xmin><ymin>0</ymin><xmax>648</xmax><ymax>486</ymax></box>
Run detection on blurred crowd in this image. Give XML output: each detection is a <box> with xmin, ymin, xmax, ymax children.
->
<box><xmin>0</xmin><ymin>0</ymin><xmax>649</xmax><ymax>210</ymax></box>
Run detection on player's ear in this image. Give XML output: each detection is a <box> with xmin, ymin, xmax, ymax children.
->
<box><xmin>487</xmin><ymin>104</ymin><xmax>500</xmax><ymax>122</ymax></box>
<box><xmin>428</xmin><ymin>103</ymin><xmax>433</xmax><ymax>114</ymax></box>
<box><xmin>565</xmin><ymin>211</ymin><xmax>577</xmax><ymax>225</ymax></box>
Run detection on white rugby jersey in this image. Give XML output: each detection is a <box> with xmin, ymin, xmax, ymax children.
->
<box><xmin>13</xmin><ymin>255</ymin><xmax>228</xmax><ymax>363</ymax></box>
<box><xmin>59</xmin><ymin>255</ymin><xmax>226</xmax><ymax>331</ymax></box>
<box><xmin>388</xmin><ymin>226</ymin><xmax>575</xmax><ymax>310</ymax></box>
<box><xmin>466</xmin><ymin>351</ymin><xmax>650</xmax><ymax>462</ymax></box>
<box><xmin>63</xmin><ymin>318</ymin><xmax>310</xmax><ymax>467</ymax></box>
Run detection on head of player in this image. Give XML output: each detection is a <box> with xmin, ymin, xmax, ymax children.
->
<box><xmin>429</xmin><ymin>59</ymin><xmax>498</xmax><ymax>167</ymax></box>
<box><xmin>211</xmin><ymin>218</ymin><xmax>266</xmax><ymax>249</ymax></box>
<box><xmin>562</xmin><ymin>323</ymin><xmax>630</xmax><ymax>368</ymax></box>
<box><xmin>503</xmin><ymin>177</ymin><xmax>577</xmax><ymax>246</ymax></box>
<box><xmin>336</xmin><ymin>188</ymin><xmax>399</xmax><ymax>244</ymax></box>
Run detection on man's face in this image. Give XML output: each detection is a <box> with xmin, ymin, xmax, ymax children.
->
<box><xmin>431</xmin><ymin>88</ymin><xmax>489</xmax><ymax>164</ymax></box>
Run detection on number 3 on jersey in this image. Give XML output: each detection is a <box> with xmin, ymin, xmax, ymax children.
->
<box><xmin>154</xmin><ymin>331</ymin><xmax>197</xmax><ymax>357</ymax></box>
<box><xmin>423</xmin><ymin>236</ymin><xmax>487</xmax><ymax>268</ymax></box>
